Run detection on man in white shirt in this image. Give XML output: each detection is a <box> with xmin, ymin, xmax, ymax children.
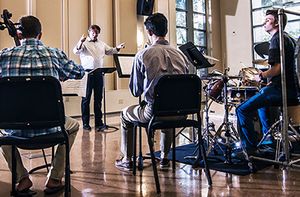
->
<box><xmin>73</xmin><ymin>25</ymin><xmax>124</xmax><ymax>131</ymax></box>
<box><xmin>115</xmin><ymin>13</ymin><xmax>190</xmax><ymax>171</ymax></box>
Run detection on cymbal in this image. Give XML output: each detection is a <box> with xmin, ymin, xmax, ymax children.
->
<box><xmin>203</xmin><ymin>54</ymin><xmax>220</xmax><ymax>62</ymax></box>
<box><xmin>253</xmin><ymin>59</ymin><xmax>269</xmax><ymax>66</ymax></box>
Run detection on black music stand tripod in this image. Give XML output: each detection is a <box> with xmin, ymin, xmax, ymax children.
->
<box><xmin>98</xmin><ymin>67</ymin><xmax>118</xmax><ymax>132</ymax></box>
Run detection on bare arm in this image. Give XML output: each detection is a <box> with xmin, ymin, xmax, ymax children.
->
<box><xmin>261</xmin><ymin>63</ymin><xmax>281</xmax><ymax>78</ymax></box>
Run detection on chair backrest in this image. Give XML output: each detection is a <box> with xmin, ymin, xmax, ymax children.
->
<box><xmin>0</xmin><ymin>76</ymin><xmax>65</xmax><ymax>130</ymax></box>
<box><xmin>152</xmin><ymin>74</ymin><xmax>201</xmax><ymax>116</ymax></box>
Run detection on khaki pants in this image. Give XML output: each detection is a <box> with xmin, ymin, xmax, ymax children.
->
<box><xmin>0</xmin><ymin>116</ymin><xmax>79</xmax><ymax>182</ymax></box>
<box><xmin>120</xmin><ymin>104</ymin><xmax>176</xmax><ymax>160</ymax></box>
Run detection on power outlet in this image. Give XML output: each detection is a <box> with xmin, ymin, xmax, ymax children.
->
<box><xmin>118</xmin><ymin>99</ymin><xmax>124</xmax><ymax>104</ymax></box>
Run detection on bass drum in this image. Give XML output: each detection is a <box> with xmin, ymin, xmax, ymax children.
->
<box><xmin>206</xmin><ymin>79</ymin><xmax>224</xmax><ymax>103</ymax></box>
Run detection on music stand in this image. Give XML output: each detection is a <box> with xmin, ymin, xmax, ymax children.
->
<box><xmin>98</xmin><ymin>67</ymin><xmax>118</xmax><ymax>132</ymax></box>
<box><xmin>113</xmin><ymin>54</ymin><xmax>135</xmax><ymax>78</ymax></box>
<box><xmin>179</xmin><ymin>42</ymin><xmax>215</xmax><ymax>141</ymax></box>
<box><xmin>179</xmin><ymin>42</ymin><xmax>214</xmax><ymax>69</ymax></box>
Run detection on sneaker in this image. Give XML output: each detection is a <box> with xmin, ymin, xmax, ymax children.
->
<box><xmin>95</xmin><ymin>124</ymin><xmax>106</xmax><ymax>132</ymax></box>
<box><xmin>159</xmin><ymin>158</ymin><xmax>170</xmax><ymax>169</ymax></box>
<box><xmin>83</xmin><ymin>124</ymin><xmax>91</xmax><ymax>131</ymax></box>
<box><xmin>261</xmin><ymin>134</ymin><xmax>274</xmax><ymax>145</ymax></box>
<box><xmin>115</xmin><ymin>158</ymin><xmax>133</xmax><ymax>171</ymax></box>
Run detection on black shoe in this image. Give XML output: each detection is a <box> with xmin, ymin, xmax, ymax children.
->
<box><xmin>232</xmin><ymin>150</ymin><xmax>248</xmax><ymax>160</ymax></box>
<box><xmin>95</xmin><ymin>124</ymin><xmax>106</xmax><ymax>132</ymax></box>
<box><xmin>257</xmin><ymin>145</ymin><xmax>275</xmax><ymax>155</ymax></box>
<box><xmin>83</xmin><ymin>124</ymin><xmax>91</xmax><ymax>131</ymax></box>
<box><xmin>232</xmin><ymin>147</ymin><xmax>259</xmax><ymax>160</ymax></box>
<box><xmin>160</xmin><ymin>158</ymin><xmax>170</xmax><ymax>169</ymax></box>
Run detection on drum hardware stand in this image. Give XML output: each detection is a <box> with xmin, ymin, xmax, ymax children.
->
<box><xmin>250</xmin><ymin>8</ymin><xmax>300</xmax><ymax>170</ymax></box>
<box><xmin>206</xmin><ymin>70</ymin><xmax>245</xmax><ymax>164</ymax></box>
<box><xmin>184</xmin><ymin>85</ymin><xmax>216</xmax><ymax>160</ymax></box>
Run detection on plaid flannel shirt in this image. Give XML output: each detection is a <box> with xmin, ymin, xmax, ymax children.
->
<box><xmin>0</xmin><ymin>38</ymin><xmax>85</xmax><ymax>137</ymax></box>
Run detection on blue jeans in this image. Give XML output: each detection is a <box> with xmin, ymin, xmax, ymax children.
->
<box><xmin>236</xmin><ymin>85</ymin><xmax>282</xmax><ymax>150</ymax></box>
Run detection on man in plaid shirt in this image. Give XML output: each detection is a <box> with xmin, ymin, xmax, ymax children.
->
<box><xmin>0</xmin><ymin>15</ymin><xmax>85</xmax><ymax>194</ymax></box>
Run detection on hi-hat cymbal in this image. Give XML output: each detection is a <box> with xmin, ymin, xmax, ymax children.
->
<box><xmin>203</xmin><ymin>54</ymin><xmax>220</xmax><ymax>62</ymax></box>
<box><xmin>253</xmin><ymin>59</ymin><xmax>269</xmax><ymax>66</ymax></box>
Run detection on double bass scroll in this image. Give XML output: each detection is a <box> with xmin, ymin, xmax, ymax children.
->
<box><xmin>0</xmin><ymin>9</ymin><xmax>20</xmax><ymax>46</ymax></box>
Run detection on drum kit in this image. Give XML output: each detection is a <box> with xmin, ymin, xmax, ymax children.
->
<box><xmin>201</xmin><ymin>65</ymin><xmax>263</xmax><ymax>163</ymax></box>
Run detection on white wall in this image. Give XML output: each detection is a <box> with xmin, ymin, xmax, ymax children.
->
<box><xmin>0</xmin><ymin>0</ymin><xmax>254</xmax><ymax>117</ymax></box>
<box><xmin>220</xmin><ymin>0</ymin><xmax>253</xmax><ymax>76</ymax></box>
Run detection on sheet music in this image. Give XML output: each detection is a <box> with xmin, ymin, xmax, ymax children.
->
<box><xmin>61</xmin><ymin>72</ymin><xmax>88</xmax><ymax>97</ymax></box>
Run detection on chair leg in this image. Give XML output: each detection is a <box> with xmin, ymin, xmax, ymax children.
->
<box><xmin>11</xmin><ymin>145</ymin><xmax>17</xmax><ymax>196</ymax></box>
<box><xmin>29</xmin><ymin>148</ymin><xmax>51</xmax><ymax>174</ymax></box>
<box><xmin>172</xmin><ymin>128</ymin><xmax>176</xmax><ymax>173</ymax></box>
<box><xmin>133</xmin><ymin>126</ymin><xmax>137</xmax><ymax>175</ymax></box>
<box><xmin>65</xmin><ymin>139</ymin><xmax>70</xmax><ymax>197</ymax></box>
<box><xmin>138</xmin><ymin>126</ymin><xmax>144</xmax><ymax>171</ymax></box>
<box><xmin>198</xmin><ymin>126</ymin><xmax>212</xmax><ymax>186</ymax></box>
<box><xmin>147</xmin><ymin>130</ymin><xmax>161</xmax><ymax>194</ymax></box>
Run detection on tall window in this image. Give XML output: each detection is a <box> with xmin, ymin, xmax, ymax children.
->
<box><xmin>251</xmin><ymin>0</ymin><xmax>300</xmax><ymax>59</ymax></box>
<box><xmin>176</xmin><ymin>0</ymin><xmax>207</xmax><ymax>52</ymax></box>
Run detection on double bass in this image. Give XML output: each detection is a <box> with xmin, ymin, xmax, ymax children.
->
<box><xmin>0</xmin><ymin>9</ymin><xmax>20</xmax><ymax>46</ymax></box>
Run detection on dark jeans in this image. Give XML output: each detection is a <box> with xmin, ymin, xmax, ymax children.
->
<box><xmin>81</xmin><ymin>69</ymin><xmax>104</xmax><ymax>127</ymax></box>
<box><xmin>236</xmin><ymin>85</ymin><xmax>282</xmax><ymax>150</ymax></box>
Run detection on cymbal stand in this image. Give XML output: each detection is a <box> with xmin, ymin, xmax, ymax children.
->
<box><xmin>206</xmin><ymin>74</ymin><xmax>242</xmax><ymax>164</ymax></box>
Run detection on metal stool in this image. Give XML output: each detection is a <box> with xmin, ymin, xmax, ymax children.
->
<box><xmin>258</xmin><ymin>103</ymin><xmax>300</xmax><ymax>161</ymax></box>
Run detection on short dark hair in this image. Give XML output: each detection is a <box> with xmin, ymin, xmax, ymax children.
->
<box><xmin>19</xmin><ymin>15</ymin><xmax>42</xmax><ymax>38</ymax></box>
<box><xmin>144</xmin><ymin>13</ymin><xmax>168</xmax><ymax>37</ymax></box>
<box><xmin>266</xmin><ymin>9</ymin><xmax>287</xmax><ymax>29</ymax></box>
<box><xmin>89</xmin><ymin>24</ymin><xmax>101</xmax><ymax>33</ymax></box>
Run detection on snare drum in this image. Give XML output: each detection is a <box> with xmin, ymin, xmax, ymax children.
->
<box><xmin>239</xmin><ymin>67</ymin><xmax>260</xmax><ymax>87</ymax></box>
<box><xmin>227</xmin><ymin>86</ymin><xmax>259</xmax><ymax>104</ymax></box>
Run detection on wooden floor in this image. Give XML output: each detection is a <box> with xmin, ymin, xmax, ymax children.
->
<box><xmin>1</xmin><ymin>114</ymin><xmax>300</xmax><ymax>197</ymax></box>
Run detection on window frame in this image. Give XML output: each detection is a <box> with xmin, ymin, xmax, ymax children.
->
<box><xmin>176</xmin><ymin>0</ymin><xmax>208</xmax><ymax>52</ymax></box>
<box><xmin>250</xmin><ymin>1</ymin><xmax>300</xmax><ymax>60</ymax></box>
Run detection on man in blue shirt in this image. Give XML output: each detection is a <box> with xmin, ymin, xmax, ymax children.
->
<box><xmin>0</xmin><ymin>15</ymin><xmax>85</xmax><ymax>194</ymax></box>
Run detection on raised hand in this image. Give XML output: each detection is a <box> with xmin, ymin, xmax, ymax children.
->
<box><xmin>117</xmin><ymin>42</ymin><xmax>125</xmax><ymax>50</ymax></box>
<box><xmin>80</xmin><ymin>34</ymin><xmax>87</xmax><ymax>43</ymax></box>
